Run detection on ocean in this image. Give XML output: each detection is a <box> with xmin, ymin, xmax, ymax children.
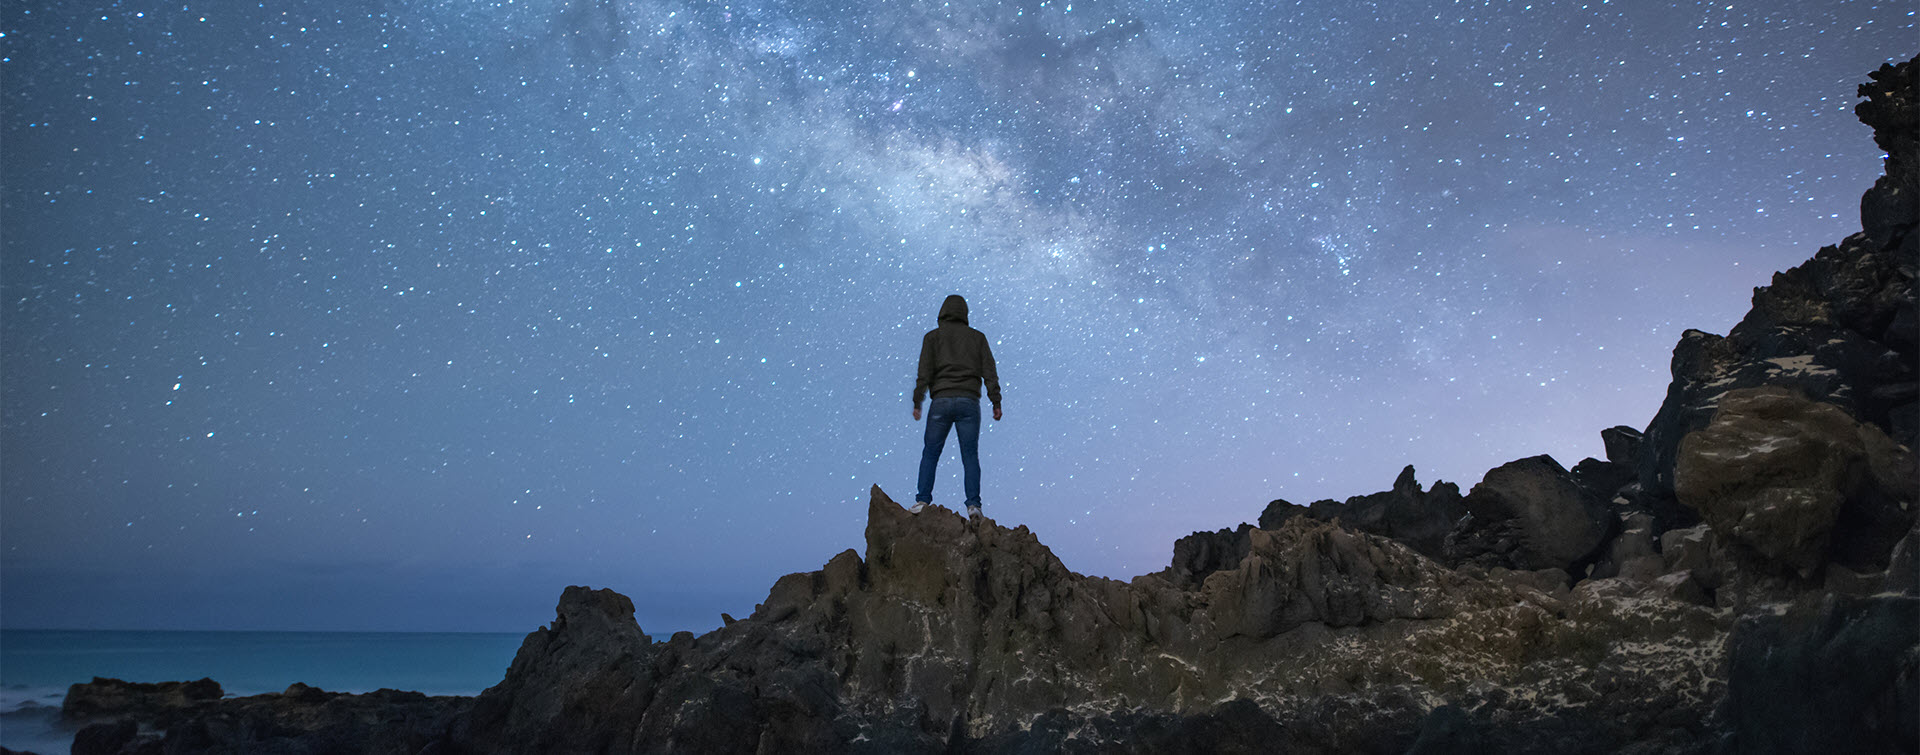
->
<box><xmin>0</xmin><ymin>629</ymin><xmax>527</xmax><ymax>754</ymax></box>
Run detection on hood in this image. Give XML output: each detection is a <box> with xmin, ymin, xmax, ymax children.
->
<box><xmin>937</xmin><ymin>294</ymin><xmax>969</xmax><ymax>325</ymax></box>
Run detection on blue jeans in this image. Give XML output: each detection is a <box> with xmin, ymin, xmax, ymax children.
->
<box><xmin>916</xmin><ymin>397</ymin><xmax>980</xmax><ymax>507</ymax></box>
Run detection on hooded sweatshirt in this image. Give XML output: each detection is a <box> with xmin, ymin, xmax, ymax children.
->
<box><xmin>913</xmin><ymin>294</ymin><xmax>1002</xmax><ymax>407</ymax></box>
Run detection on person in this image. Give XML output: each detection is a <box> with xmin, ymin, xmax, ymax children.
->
<box><xmin>911</xmin><ymin>294</ymin><xmax>1002</xmax><ymax>519</ymax></box>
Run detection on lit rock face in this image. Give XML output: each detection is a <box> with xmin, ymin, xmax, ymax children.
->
<box><xmin>448</xmin><ymin>486</ymin><xmax>1730</xmax><ymax>753</ymax></box>
<box><xmin>1639</xmin><ymin>60</ymin><xmax>1918</xmax><ymax>508</ymax></box>
<box><xmin>1675</xmin><ymin>386</ymin><xmax>1917</xmax><ymax>576</ymax></box>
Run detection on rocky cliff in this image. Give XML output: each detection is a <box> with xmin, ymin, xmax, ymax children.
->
<box><xmin>62</xmin><ymin>56</ymin><xmax>1919</xmax><ymax>755</ymax></box>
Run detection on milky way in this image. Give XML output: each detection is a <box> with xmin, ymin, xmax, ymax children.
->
<box><xmin>2</xmin><ymin>0</ymin><xmax>1912</xmax><ymax>632</ymax></box>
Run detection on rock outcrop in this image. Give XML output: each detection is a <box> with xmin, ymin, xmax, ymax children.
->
<box><xmin>62</xmin><ymin>677</ymin><xmax>224</xmax><ymax>722</ymax></box>
<box><xmin>440</xmin><ymin>488</ymin><xmax>1724</xmax><ymax>753</ymax></box>
<box><xmin>61</xmin><ymin>55</ymin><xmax>1920</xmax><ymax>755</ymax></box>
<box><xmin>1449</xmin><ymin>455</ymin><xmax>1613</xmax><ymax>572</ymax></box>
<box><xmin>61</xmin><ymin>678</ymin><xmax>468</xmax><ymax>755</ymax></box>
<box><xmin>1675</xmin><ymin>386</ymin><xmax>1917</xmax><ymax>576</ymax></box>
<box><xmin>1272</xmin><ymin>465</ymin><xmax>1467</xmax><ymax>561</ymax></box>
<box><xmin>1639</xmin><ymin>59</ymin><xmax>1919</xmax><ymax>510</ymax></box>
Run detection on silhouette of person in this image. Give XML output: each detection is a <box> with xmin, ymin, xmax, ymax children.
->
<box><xmin>911</xmin><ymin>294</ymin><xmax>1002</xmax><ymax>519</ymax></box>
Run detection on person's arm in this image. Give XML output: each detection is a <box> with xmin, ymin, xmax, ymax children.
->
<box><xmin>980</xmin><ymin>333</ymin><xmax>1001</xmax><ymax>420</ymax></box>
<box><xmin>913</xmin><ymin>331</ymin><xmax>935</xmax><ymax>419</ymax></box>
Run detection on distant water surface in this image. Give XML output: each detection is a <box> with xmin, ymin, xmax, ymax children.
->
<box><xmin>0</xmin><ymin>629</ymin><xmax>525</xmax><ymax>754</ymax></box>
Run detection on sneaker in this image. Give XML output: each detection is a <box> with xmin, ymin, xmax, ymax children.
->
<box><xmin>909</xmin><ymin>501</ymin><xmax>929</xmax><ymax>514</ymax></box>
<box><xmin>966</xmin><ymin>504</ymin><xmax>982</xmax><ymax>520</ymax></box>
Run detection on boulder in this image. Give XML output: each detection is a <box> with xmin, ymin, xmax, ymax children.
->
<box><xmin>1454</xmin><ymin>455</ymin><xmax>1613</xmax><ymax>572</ymax></box>
<box><xmin>460</xmin><ymin>586</ymin><xmax>658</xmax><ymax>753</ymax></box>
<box><xmin>1674</xmin><ymin>386</ymin><xmax>1917</xmax><ymax>576</ymax></box>
<box><xmin>1600</xmin><ymin>425</ymin><xmax>1644</xmax><ymax>466</ymax></box>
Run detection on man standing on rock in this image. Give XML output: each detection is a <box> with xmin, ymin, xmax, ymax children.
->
<box><xmin>912</xmin><ymin>294</ymin><xmax>1002</xmax><ymax>520</ymax></box>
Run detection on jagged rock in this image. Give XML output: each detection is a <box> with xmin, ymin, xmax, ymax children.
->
<box><xmin>1674</xmin><ymin>386</ymin><xmax>1917</xmax><ymax>576</ymax></box>
<box><xmin>1452</xmin><ymin>455</ymin><xmax>1612</xmax><ymax>572</ymax></box>
<box><xmin>1155</xmin><ymin>522</ymin><xmax>1254</xmax><ymax>588</ymax></box>
<box><xmin>1638</xmin><ymin>119</ymin><xmax>1917</xmax><ymax>508</ymax></box>
<box><xmin>59</xmin><ymin>679</ymin><xmax>466</xmax><ymax>755</ymax></box>
<box><xmin>62</xmin><ymin>677</ymin><xmax>223</xmax><ymax>722</ymax></box>
<box><xmin>73</xmin><ymin>482</ymin><xmax>1734</xmax><ymax>754</ymax></box>
<box><xmin>1191</xmin><ymin>516</ymin><xmax>1505</xmax><ymax>640</ymax></box>
<box><xmin>459</xmin><ymin>586</ymin><xmax>656</xmax><ymax>753</ymax></box>
<box><xmin>1857</xmin><ymin>58</ymin><xmax>1918</xmax><ymax>250</ymax></box>
<box><xmin>1601</xmin><ymin>425</ymin><xmax>1644</xmax><ymax>466</ymax></box>
<box><xmin>1256</xmin><ymin>497</ymin><xmax>1307</xmax><ymax>530</ymax></box>
<box><xmin>1638</xmin><ymin>59</ymin><xmax>1919</xmax><ymax>504</ymax></box>
<box><xmin>1725</xmin><ymin>593</ymin><xmax>1919</xmax><ymax>754</ymax></box>
<box><xmin>450</xmin><ymin>485</ymin><xmax>1731</xmax><ymax>753</ymax></box>
<box><xmin>1341</xmin><ymin>466</ymin><xmax>1465</xmax><ymax>560</ymax></box>
<box><xmin>1265</xmin><ymin>466</ymin><xmax>1464</xmax><ymax>560</ymax></box>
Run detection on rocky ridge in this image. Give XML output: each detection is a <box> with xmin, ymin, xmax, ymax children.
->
<box><xmin>60</xmin><ymin>678</ymin><xmax>468</xmax><ymax>755</ymax></box>
<box><xmin>60</xmin><ymin>56</ymin><xmax>1919</xmax><ymax>755</ymax></box>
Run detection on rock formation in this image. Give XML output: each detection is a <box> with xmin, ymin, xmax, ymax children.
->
<box><xmin>435</xmin><ymin>488</ymin><xmax>1727</xmax><ymax>753</ymax></box>
<box><xmin>58</xmin><ymin>55</ymin><xmax>1920</xmax><ymax>755</ymax></box>
<box><xmin>1640</xmin><ymin>58</ymin><xmax>1919</xmax><ymax>510</ymax></box>
<box><xmin>61</xmin><ymin>678</ymin><xmax>469</xmax><ymax>755</ymax></box>
<box><xmin>1262</xmin><ymin>465</ymin><xmax>1467</xmax><ymax>562</ymax></box>
<box><xmin>1675</xmin><ymin>386</ymin><xmax>1915</xmax><ymax>576</ymax></box>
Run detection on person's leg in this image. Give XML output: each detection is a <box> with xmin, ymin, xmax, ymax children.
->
<box><xmin>916</xmin><ymin>398</ymin><xmax>955</xmax><ymax>503</ymax></box>
<box><xmin>956</xmin><ymin>399</ymin><xmax>982</xmax><ymax>508</ymax></box>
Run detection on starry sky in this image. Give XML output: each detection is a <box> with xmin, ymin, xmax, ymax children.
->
<box><xmin>2</xmin><ymin>0</ymin><xmax>1912</xmax><ymax>634</ymax></box>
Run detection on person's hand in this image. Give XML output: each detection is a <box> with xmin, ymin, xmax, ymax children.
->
<box><xmin>992</xmin><ymin>404</ymin><xmax>1002</xmax><ymax>421</ymax></box>
<box><xmin>912</xmin><ymin>406</ymin><xmax>921</xmax><ymax>421</ymax></box>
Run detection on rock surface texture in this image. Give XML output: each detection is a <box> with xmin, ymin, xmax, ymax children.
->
<box><xmin>61</xmin><ymin>56</ymin><xmax>1920</xmax><ymax>755</ymax></box>
<box><xmin>61</xmin><ymin>678</ymin><xmax>469</xmax><ymax>755</ymax></box>
<box><xmin>439</xmin><ymin>490</ymin><xmax>1724</xmax><ymax>753</ymax></box>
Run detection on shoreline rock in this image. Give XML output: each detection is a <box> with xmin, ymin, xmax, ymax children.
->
<box><xmin>62</xmin><ymin>679</ymin><xmax>469</xmax><ymax>755</ymax></box>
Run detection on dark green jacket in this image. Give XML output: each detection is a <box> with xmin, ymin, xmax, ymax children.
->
<box><xmin>914</xmin><ymin>295</ymin><xmax>1002</xmax><ymax>407</ymax></box>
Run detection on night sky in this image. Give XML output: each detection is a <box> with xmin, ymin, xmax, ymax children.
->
<box><xmin>2</xmin><ymin>0</ymin><xmax>1911</xmax><ymax>633</ymax></box>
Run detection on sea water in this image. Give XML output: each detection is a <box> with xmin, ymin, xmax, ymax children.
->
<box><xmin>0</xmin><ymin>629</ymin><xmax>526</xmax><ymax>754</ymax></box>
